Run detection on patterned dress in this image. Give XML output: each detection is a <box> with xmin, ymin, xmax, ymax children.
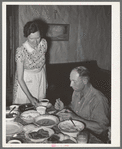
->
<box><xmin>13</xmin><ymin>38</ymin><xmax>47</xmax><ymax>104</ymax></box>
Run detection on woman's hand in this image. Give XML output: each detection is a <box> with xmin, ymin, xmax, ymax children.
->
<box><xmin>30</xmin><ymin>97</ymin><xmax>39</xmax><ymax>107</ymax></box>
<box><xmin>54</xmin><ymin>98</ymin><xmax>64</xmax><ymax>110</ymax></box>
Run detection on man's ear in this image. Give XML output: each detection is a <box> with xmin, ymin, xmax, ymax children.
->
<box><xmin>83</xmin><ymin>77</ymin><xmax>88</xmax><ymax>84</ymax></box>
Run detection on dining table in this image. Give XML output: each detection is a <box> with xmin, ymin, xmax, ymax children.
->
<box><xmin>6</xmin><ymin>104</ymin><xmax>108</xmax><ymax>144</ymax></box>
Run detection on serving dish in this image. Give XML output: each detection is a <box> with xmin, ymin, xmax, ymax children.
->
<box><xmin>58</xmin><ymin>120</ymin><xmax>85</xmax><ymax>137</ymax></box>
<box><xmin>6</xmin><ymin>122</ymin><xmax>23</xmax><ymax>136</ymax></box>
<box><xmin>20</xmin><ymin>110</ymin><xmax>40</xmax><ymax>123</ymax></box>
<box><xmin>19</xmin><ymin>103</ymin><xmax>35</xmax><ymax>113</ymax></box>
<box><xmin>34</xmin><ymin>115</ymin><xmax>59</xmax><ymax>128</ymax></box>
<box><xmin>25</xmin><ymin>126</ymin><xmax>54</xmax><ymax>143</ymax></box>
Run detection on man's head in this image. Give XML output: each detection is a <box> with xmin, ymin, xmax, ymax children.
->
<box><xmin>70</xmin><ymin>66</ymin><xmax>90</xmax><ymax>92</ymax></box>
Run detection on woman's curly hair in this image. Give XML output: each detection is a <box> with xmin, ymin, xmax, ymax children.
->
<box><xmin>23</xmin><ymin>21</ymin><xmax>43</xmax><ymax>37</ymax></box>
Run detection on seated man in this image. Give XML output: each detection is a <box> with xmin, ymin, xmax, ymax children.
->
<box><xmin>55</xmin><ymin>66</ymin><xmax>110</xmax><ymax>139</ymax></box>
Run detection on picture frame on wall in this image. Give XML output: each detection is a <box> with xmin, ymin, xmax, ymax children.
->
<box><xmin>46</xmin><ymin>24</ymin><xmax>70</xmax><ymax>41</ymax></box>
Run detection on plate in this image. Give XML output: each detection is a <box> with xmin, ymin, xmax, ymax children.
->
<box><xmin>34</xmin><ymin>115</ymin><xmax>59</xmax><ymax>128</ymax></box>
<box><xmin>6</xmin><ymin>122</ymin><xmax>23</xmax><ymax>136</ymax></box>
<box><xmin>20</xmin><ymin>110</ymin><xmax>40</xmax><ymax>123</ymax></box>
<box><xmin>58</xmin><ymin>120</ymin><xmax>85</xmax><ymax>137</ymax></box>
<box><xmin>25</xmin><ymin>126</ymin><xmax>54</xmax><ymax>143</ymax></box>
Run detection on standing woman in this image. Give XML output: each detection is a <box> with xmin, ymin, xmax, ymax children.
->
<box><xmin>13</xmin><ymin>20</ymin><xmax>47</xmax><ymax>106</ymax></box>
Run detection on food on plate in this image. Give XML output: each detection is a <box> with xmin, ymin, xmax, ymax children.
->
<box><xmin>36</xmin><ymin>119</ymin><xmax>56</xmax><ymax>126</ymax></box>
<box><xmin>21</xmin><ymin>110</ymin><xmax>40</xmax><ymax>120</ymax></box>
<box><xmin>60</xmin><ymin>124</ymin><xmax>81</xmax><ymax>132</ymax></box>
<box><xmin>59</xmin><ymin>121</ymin><xmax>83</xmax><ymax>132</ymax></box>
<box><xmin>28</xmin><ymin>129</ymin><xmax>49</xmax><ymax>139</ymax></box>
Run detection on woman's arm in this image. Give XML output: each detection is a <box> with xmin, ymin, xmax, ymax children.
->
<box><xmin>17</xmin><ymin>58</ymin><xmax>38</xmax><ymax>106</ymax></box>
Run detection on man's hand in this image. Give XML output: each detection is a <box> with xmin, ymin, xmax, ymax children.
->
<box><xmin>57</xmin><ymin>110</ymin><xmax>77</xmax><ymax>121</ymax></box>
<box><xmin>54</xmin><ymin>98</ymin><xmax>64</xmax><ymax>110</ymax></box>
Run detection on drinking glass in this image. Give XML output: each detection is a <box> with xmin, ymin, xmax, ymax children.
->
<box><xmin>77</xmin><ymin>130</ymin><xmax>89</xmax><ymax>144</ymax></box>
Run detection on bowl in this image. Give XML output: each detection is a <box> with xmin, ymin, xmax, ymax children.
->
<box><xmin>34</xmin><ymin>115</ymin><xmax>59</xmax><ymax>128</ymax></box>
<box><xmin>25</xmin><ymin>126</ymin><xmax>54</xmax><ymax>143</ymax></box>
<box><xmin>58</xmin><ymin>120</ymin><xmax>85</xmax><ymax>137</ymax></box>
<box><xmin>20</xmin><ymin>110</ymin><xmax>40</xmax><ymax>123</ymax></box>
<box><xmin>39</xmin><ymin>99</ymin><xmax>49</xmax><ymax>107</ymax></box>
<box><xmin>7</xmin><ymin>137</ymin><xmax>23</xmax><ymax>144</ymax></box>
<box><xmin>9</xmin><ymin>105</ymin><xmax>19</xmax><ymax>111</ymax></box>
<box><xmin>6</xmin><ymin>110</ymin><xmax>18</xmax><ymax>122</ymax></box>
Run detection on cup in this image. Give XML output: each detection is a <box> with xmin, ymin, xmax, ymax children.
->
<box><xmin>8</xmin><ymin>139</ymin><xmax>21</xmax><ymax>144</ymax></box>
<box><xmin>39</xmin><ymin>99</ymin><xmax>49</xmax><ymax>107</ymax></box>
<box><xmin>36</xmin><ymin>106</ymin><xmax>46</xmax><ymax>115</ymax></box>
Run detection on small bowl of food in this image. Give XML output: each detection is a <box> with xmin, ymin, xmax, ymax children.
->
<box><xmin>58</xmin><ymin>120</ymin><xmax>85</xmax><ymax>138</ymax></box>
<box><xmin>9</xmin><ymin>105</ymin><xmax>19</xmax><ymax>111</ymax></box>
<box><xmin>25</xmin><ymin>126</ymin><xmax>54</xmax><ymax>143</ymax></box>
<box><xmin>39</xmin><ymin>99</ymin><xmax>49</xmax><ymax>107</ymax></box>
<box><xmin>6</xmin><ymin>110</ymin><xmax>18</xmax><ymax>122</ymax></box>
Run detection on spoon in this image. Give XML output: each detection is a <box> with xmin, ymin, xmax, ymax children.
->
<box><xmin>9</xmin><ymin>106</ymin><xmax>16</xmax><ymax>114</ymax></box>
<box><xmin>69</xmin><ymin>117</ymin><xmax>79</xmax><ymax>131</ymax></box>
<box><xmin>69</xmin><ymin>117</ymin><xmax>76</xmax><ymax>127</ymax></box>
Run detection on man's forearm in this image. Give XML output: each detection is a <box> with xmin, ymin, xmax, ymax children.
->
<box><xmin>72</xmin><ymin>114</ymin><xmax>104</xmax><ymax>134</ymax></box>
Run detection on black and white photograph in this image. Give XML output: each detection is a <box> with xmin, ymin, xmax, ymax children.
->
<box><xmin>2</xmin><ymin>1</ymin><xmax>120</xmax><ymax>147</ymax></box>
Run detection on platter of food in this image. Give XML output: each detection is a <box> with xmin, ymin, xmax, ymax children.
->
<box><xmin>20</xmin><ymin>110</ymin><xmax>40</xmax><ymax>123</ymax></box>
<box><xmin>25</xmin><ymin>126</ymin><xmax>54</xmax><ymax>142</ymax></box>
<box><xmin>34</xmin><ymin>115</ymin><xmax>59</xmax><ymax>128</ymax></box>
<box><xmin>6</xmin><ymin>122</ymin><xmax>23</xmax><ymax>136</ymax></box>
